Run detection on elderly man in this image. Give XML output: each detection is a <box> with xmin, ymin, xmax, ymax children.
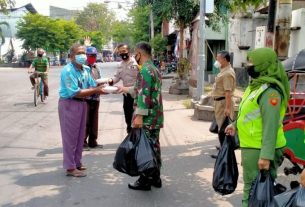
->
<box><xmin>58</xmin><ymin>43</ymin><xmax>106</xmax><ymax>177</ymax></box>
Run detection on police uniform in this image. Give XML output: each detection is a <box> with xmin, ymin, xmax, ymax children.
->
<box><xmin>110</xmin><ymin>58</ymin><xmax>138</xmax><ymax>133</ymax></box>
<box><xmin>212</xmin><ymin>64</ymin><xmax>236</xmax><ymax>127</ymax></box>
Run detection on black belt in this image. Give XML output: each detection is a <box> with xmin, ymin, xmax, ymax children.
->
<box><xmin>214</xmin><ymin>97</ymin><xmax>225</xmax><ymax>101</ymax></box>
<box><xmin>71</xmin><ymin>97</ymin><xmax>86</xmax><ymax>102</ymax></box>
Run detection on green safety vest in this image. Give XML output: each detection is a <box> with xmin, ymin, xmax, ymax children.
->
<box><xmin>237</xmin><ymin>84</ymin><xmax>286</xmax><ymax>149</ymax></box>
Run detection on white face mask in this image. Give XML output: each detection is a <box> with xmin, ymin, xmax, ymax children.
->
<box><xmin>214</xmin><ymin>61</ymin><xmax>221</xmax><ymax>68</ymax></box>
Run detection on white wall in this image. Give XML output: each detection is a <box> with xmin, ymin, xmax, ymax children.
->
<box><xmin>288</xmin><ymin>8</ymin><xmax>305</xmax><ymax>57</ymax></box>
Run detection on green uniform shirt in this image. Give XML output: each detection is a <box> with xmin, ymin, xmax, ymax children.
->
<box><xmin>133</xmin><ymin>60</ymin><xmax>164</xmax><ymax>129</ymax></box>
<box><xmin>259</xmin><ymin>87</ymin><xmax>282</xmax><ymax>160</ymax></box>
<box><xmin>32</xmin><ymin>57</ymin><xmax>49</xmax><ymax>72</ymax></box>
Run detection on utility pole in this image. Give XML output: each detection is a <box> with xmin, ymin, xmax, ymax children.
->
<box><xmin>274</xmin><ymin>0</ymin><xmax>292</xmax><ymax>60</ymax></box>
<box><xmin>196</xmin><ymin>0</ymin><xmax>206</xmax><ymax>101</ymax></box>
<box><xmin>149</xmin><ymin>1</ymin><xmax>154</xmax><ymax>40</ymax></box>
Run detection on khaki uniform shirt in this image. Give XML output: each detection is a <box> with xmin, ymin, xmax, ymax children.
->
<box><xmin>212</xmin><ymin>64</ymin><xmax>236</xmax><ymax>98</ymax></box>
<box><xmin>112</xmin><ymin>58</ymin><xmax>138</xmax><ymax>87</ymax></box>
<box><xmin>212</xmin><ymin>64</ymin><xmax>236</xmax><ymax>126</ymax></box>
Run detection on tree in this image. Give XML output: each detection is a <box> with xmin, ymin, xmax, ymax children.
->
<box><xmin>111</xmin><ymin>20</ymin><xmax>133</xmax><ymax>45</ymax></box>
<box><xmin>75</xmin><ymin>3</ymin><xmax>114</xmax><ymax>45</ymax></box>
<box><xmin>16</xmin><ymin>13</ymin><xmax>83</xmax><ymax>53</ymax></box>
<box><xmin>0</xmin><ymin>0</ymin><xmax>14</xmax><ymax>12</ymax></box>
<box><xmin>150</xmin><ymin>34</ymin><xmax>167</xmax><ymax>56</ymax></box>
<box><xmin>137</xmin><ymin>0</ymin><xmax>199</xmax><ymax>59</ymax></box>
<box><xmin>128</xmin><ymin>6</ymin><xmax>150</xmax><ymax>44</ymax></box>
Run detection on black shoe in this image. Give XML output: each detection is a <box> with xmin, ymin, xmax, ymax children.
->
<box><xmin>151</xmin><ymin>177</ymin><xmax>162</xmax><ymax>188</ymax></box>
<box><xmin>215</xmin><ymin>146</ymin><xmax>221</xmax><ymax>151</ymax></box>
<box><xmin>210</xmin><ymin>154</ymin><xmax>218</xmax><ymax>159</ymax></box>
<box><xmin>274</xmin><ymin>183</ymin><xmax>287</xmax><ymax>195</ymax></box>
<box><xmin>128</xmin><ymin>177</ymin><xmax>151</xmax><ymax>191</ymax></box>
<box><xmin>89</xmin><ymin>144</ymin><xmax>103</xmax><ymax>149</ymax></box>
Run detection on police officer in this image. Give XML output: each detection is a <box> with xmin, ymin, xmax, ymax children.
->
<box><xmin>118</xmin><ymin>42</ymin><xmax>164</xmax><ymax>191</ymax></box>
<box><xmin>211</xmin><ymin>50</ymin><xmax>236</xmax><ymax>158</ymax></box>
<box><xmin>109</xmin><ymin>44</ymin><xmax>138</xmax><ymax>133</ymax></box>
<box><xmin>84</xmin><ymin>46</ymin><xmax>103</xmax><ymax>149</ymax></box>
<box><xmin>225</xmin><ymin>47</ymin><xmax>290</xmax><ymax>207</ymax></box>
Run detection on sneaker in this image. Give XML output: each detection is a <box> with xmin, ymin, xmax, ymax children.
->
<box><xmin>31</xmin><ymin>86</ymin><xmax>35</xmax><ymax>90</ymax></box>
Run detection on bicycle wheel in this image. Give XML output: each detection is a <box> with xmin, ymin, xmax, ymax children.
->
<box><xmin>40</xmin><ymin>80</ymin><xmax>44</xmax><ymax>102</ymax></box>
<box><xmin>34</xmin><ymin>84</ymin><xmax>38</xmax><ymax>107</ymax></box>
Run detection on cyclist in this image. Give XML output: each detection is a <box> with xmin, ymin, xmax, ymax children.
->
<box><xmin>28</xmin><ymin>48</ymin><xmax>49</xmax><ymax>98</ymax></box>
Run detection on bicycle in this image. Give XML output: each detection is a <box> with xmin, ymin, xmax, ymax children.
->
<box><xmin>31</xmin><ymin>71</ymin><xmax>46</xmax><ymax>106</ymax></box>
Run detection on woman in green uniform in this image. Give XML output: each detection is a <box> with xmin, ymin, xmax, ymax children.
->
<box><xmin>226</xmin><ymin>47</ymin><xmax>290</xmax><ymax>207</ymax></box>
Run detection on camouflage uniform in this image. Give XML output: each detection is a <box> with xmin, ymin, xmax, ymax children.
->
<box><xmin>131</xmin><ymin>60</ymin><xmax>164</xmax><ymax>173</ymax></box>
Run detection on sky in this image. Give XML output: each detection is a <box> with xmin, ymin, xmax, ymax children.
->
<box><xmin>14</xmin><ymin>0</ymin><xmax>133</xmax><ymax>19</ymax></box>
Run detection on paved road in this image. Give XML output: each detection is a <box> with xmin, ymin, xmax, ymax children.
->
<box><xmin>1</xmin><ymin>62</ymin><xmax>295</xmax><ymax>207</ymax></box>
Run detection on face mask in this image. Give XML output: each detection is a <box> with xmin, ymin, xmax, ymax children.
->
<box><xmin>214</xmin><ymin>61</ymin><xmax>221</xmax><ymax>68</ymax></box>
<box><xmin>246</xmin><ymin>65</ymin><xmax>260</xmax><ymax>79</ymax></box>
<box><xmin>135</xmin><ymin>53</ymin><xmax>141</xmax><ymax>65</ymax></box>
<box><xmin>87</xmin><ymin>55</ymin><xmax>96</xmax><ymax>65</ymax></box>
<box><xmin>38</xmin><ymin>54</ymin><xmax>43</xmax><ymax>57</ymax></box>
<box><xmin>120</xmin><ymin>53</ymin><xmax>129</xmax><ymax>61</ymax></box>
<box><xmin>75</xmin><ymin>54</ymin><xmax>87</xmax><ymax>65</ymax></box>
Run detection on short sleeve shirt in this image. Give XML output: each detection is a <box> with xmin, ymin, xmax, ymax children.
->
<box><xmin>212</xmin><ymin>64</ymin><xmax>236</xmax><ymax>97</ymax></box>
<box><xmin>112</xmin><ymin>58</ymin><xmax>138</xmax><ymax>87</ymax></box>
<box><xmin>32</xmin><ymin>57</ymin><xmax>49</xmax><ymax>72</ymax></box>
<box><xmin>59</xmin><ymin>63</ymin><xmax>97</xmax><ymax>99</ymax></box>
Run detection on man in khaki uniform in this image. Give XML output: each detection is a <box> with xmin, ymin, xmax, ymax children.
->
<box><xmin>211</xmin><ymin>51</ymin><xmax>236</xmax><ymax>158</ymax></box>
<box><xmin>109</xmin><ymin>44</ymin><xmax>138</xmax><ymax>133</ymax></box>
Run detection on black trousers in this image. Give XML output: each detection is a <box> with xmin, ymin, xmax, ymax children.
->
<box><xmin>85</xmin><ymin>99</ymin><xmax>100</xmax><ymax>147</ymax></box>
<box><xmin>123</xmin><ymin>94</ymin><xmax>134</xmax><ymax>133</ymax></box>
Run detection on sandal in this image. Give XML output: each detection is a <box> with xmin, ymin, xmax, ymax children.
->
<box><xmin>66</xmin><ymin>169</ymin><xmax>86</xmax><ymax>177</ymax></box>
<box><xmin>77</xmin><ymin>165</ymin><xmax>87</xmax><ymax>171</ymax></box>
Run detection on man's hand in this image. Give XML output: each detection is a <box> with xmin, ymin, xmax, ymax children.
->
<box><xmin>225</xmin><ymin>124</ymin><xmax>236</xmax><ymax>136</ymax></box>
<box><xmin>117</xmin><ymin>85</ymin><xmax>129</xmax><ymax>94</ymax></box>
<box><xmin>133</xmin><ymin>115</ymin><xmax>143</xmax><ymax>128</ymax></box>
<box><xmin>96</xmin><ymin>86</ymin><xmax>108</xmax><ymax>95</ymax></box>
<box><xmin>300</xmin><ymin>169</ymin><xmax>305</xmax><ymax>187</ymax></box>
<box><xmin>258</xmin><ymin>158</ymin><xmax>270</xmax><ymax>170</ymax></box>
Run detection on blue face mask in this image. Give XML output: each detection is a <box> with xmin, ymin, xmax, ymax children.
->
<box><xmin>75</xmin><ymin>54</ymin><xmax>87</xmax><ymax>65</ymax></box>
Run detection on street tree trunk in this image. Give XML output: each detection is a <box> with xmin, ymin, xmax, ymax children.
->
<box><xmin>179</xmin><ymin>22</ymin><xmax>185</xmax><ymax>59</ymax></box>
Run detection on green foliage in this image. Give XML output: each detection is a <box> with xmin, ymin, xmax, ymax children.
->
<box><xmin>128</xmin><ymin>6</ymin><xmax>150</xmax><ymax>44</ymax></box>
<box><xmin>150</xmin><ymin>34</ymin><xmax>167</xmax><ymax>55</ymax></box>
<box><xmin>137</xmin><ymin>0</ymin><xmax>199</xmax><ymax>28</ymax></box>
<box><xmin>75</xmin><ymin>3</ymin><xmax>114</xmax><ymax>44</ymax></box>
<box><xmin>16</xmin><ymin>13</ymin><xmax>83</xmax><ymax>52</ymax></box>
<box><xmin>111</xmin><ymin>20</ymin><xmax>133</xmax><ymax>44</ymax></box>
<box><xmin>0</xmin><ymin>0</ymin><xmax>14</xmax><ymax>12</ymax></box>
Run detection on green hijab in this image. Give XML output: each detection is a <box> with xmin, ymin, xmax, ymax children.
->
<box><xmin>247</xmin><ymin>47</ymin><xmax>290</xmax><ymax>106</ymax></box>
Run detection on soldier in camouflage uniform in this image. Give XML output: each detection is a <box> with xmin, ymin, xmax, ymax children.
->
<box><xmin>118</xmin><ymin>42</ymin><xmax>164</xmax><ymax>191</ymax></box>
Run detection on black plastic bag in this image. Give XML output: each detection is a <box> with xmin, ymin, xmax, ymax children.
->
<box><xmin>209</xmin><ymin>116</ymin><xmax>218</xmax><ymax>134</ymax></box>
<box><xmin>212</xmin><ymin>135</ymin><xmax>239</xmax><ymax>195</ymax></box>
<box><xmin>218</xmin><ymin>116</ymin><xmax>240</xmax><ymax>150</ymax></box>
<box><xmin>249</xmin><ymin>171</ymin><xmax>275</xmax><ymax>207</ymax></box>
<box><xmin>135</xmin><ymin>129</ymin><xmax>158</xmax><ymax>174</ymax></box>
<box><xmin>274</xmin><ymin>187</ymin><xmax>298</xmax><ymax>207</ymax></box>
<box><xmin>294</xmin><ymin>187</ymin><xmax>305</xmax><ymax>207</ymax></box>
<box><xmin>113</xmin><ymin>129</ymin><xmax>140</xmax><ymax>176</ymax></box>
<box><xmin>113</xmin><ymin>128</ymin><xmax>158</xmax><ymax>176</ymax></box>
